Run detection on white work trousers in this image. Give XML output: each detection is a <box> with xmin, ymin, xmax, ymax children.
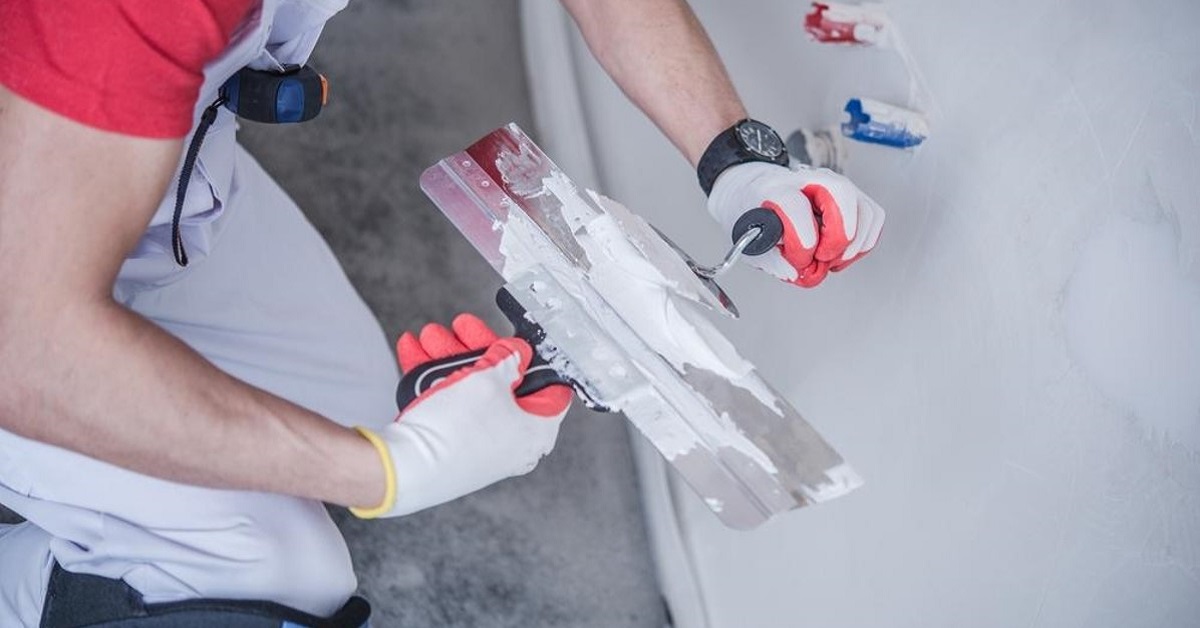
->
<box><xmin>0</xmin><ymin>145</ymin><xmax>400</xmax><ymax>626</ymax></box>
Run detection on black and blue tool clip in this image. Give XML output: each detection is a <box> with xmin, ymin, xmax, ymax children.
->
<box><xmin>172</xmin><ymin>65</ymin><xmax>328</xmax><ymax>266</ymax></box>
<box><xmin>221</xmin><ymin>64</ymin><xmax>328</xmax><ymax>124</ymax></box>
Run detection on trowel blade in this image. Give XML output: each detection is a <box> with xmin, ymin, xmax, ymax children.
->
<box><xmin>456</xmin><ymin>124</ymin><xmax>731</xmax><ymax>315</ymax></box>
<box><xmin>418</xmin><ymin>124</ymin><xmax>861</xmax><ymax>528</ymax></box>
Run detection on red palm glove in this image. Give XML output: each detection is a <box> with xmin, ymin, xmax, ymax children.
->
<box><xmin>708</xmin><ymin>162</ymin><xmax>885</xmax><ymax>287</ymax></box>
<box><xmin>395</xmin><ymin>313</ymin><xmax>572</xmax><ymax>416</ymax></box>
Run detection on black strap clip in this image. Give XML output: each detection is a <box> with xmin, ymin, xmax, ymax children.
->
<box><xmin>172</xmin><ymin>65</ymin><xmax>329</xmax><ymax>266</ymax></box>
<box><xmin>221</xmin><ymin>64</ymin><xmax>328</xmax><ymax>124</ymax></box>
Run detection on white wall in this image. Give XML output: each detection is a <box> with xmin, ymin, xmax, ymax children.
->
<box><xmin>526</xmin><ymin>0</ymin><xmax>1200</xmax><ymax>626</ymax></box>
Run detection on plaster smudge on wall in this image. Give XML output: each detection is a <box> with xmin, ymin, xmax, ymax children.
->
<box><xmin>1064</xmin><ymin>214</ymin><xmax>1200</xmax><ymax>451</ymax></box>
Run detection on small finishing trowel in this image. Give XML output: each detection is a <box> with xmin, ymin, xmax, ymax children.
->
<box><xmin>408</xmin><ymin>124</ymin><xmax>861</xmax><ymax>529</ymax></box>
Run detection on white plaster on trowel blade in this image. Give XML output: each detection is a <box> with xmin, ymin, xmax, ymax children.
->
<box><xmin>801</xmin><ymin>462</ymin><xmax>863</xmax><ymax>503</ymax></box>
<box><xmin>539</xmin><ymin>167</ymin><xmax>593</xmax><ymax>232</ymax></box>
<box><xmin>503</xmin><ymin>171</ymin><xmax>781</xmax><ymax>408</ymax></box>
<box><xmin>495</xmin><ymin>171</ymin><xmax>785</xmax><ymax>475</ymax></box>
<box><xmin>579</xmin><ymin>216</ymin><xmax>752</xmax><ymax>380</ymax></box>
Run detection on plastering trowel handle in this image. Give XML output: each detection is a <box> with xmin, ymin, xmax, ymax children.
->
<box><xmin>395</xmin><ymin>288</ymin><xmax>600</xmax><ymax>412</ymax></box>
<box><xmin>394</xmin><ymin>345</ymin><xmax>564</xmax><ymax>412</ymax></box>
<box><xmin>731</xmin><ymin>207</ymin><xmax>784</xmax><ymax>256</ymax></box>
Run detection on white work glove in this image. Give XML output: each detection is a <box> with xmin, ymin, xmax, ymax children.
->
<box><xmin>350</xmin><ymin>314</ymin><xmax>571</xmax><ymax>519</ymax></box>
<box><xmin>707</xmin><ymin>162</ymin><xmax>885</xmax><ymax>287</ymax></box>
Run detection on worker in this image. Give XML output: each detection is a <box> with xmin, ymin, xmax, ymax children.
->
<box><xmin>0</xmin><ymin>0</ymin><xmax>885</xmax><ymax>625</ymax></box>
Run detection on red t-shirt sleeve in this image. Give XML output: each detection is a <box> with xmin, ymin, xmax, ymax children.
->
<box><xmin>0</xmin><ymin>0</ymin><xmax>256</xmax><ymax>138</ymax></box>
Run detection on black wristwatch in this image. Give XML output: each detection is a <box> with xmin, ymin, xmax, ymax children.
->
<box><xmin>697</xmin><ymin>119</ymin><xmax>789</xmax><ymax>196</ymax></box>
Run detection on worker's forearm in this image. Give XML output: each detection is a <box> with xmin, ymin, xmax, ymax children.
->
<box><xmin>0</xmin><ymin>88</ymin><xmax>384</xmax><ymax>511</ymax></box>
<box><xmin>0</xmin><ymin>298</ymin><xmax>384</xmax><ymax>509</ymax></box>
<box><xmin>561</xmin><ymin>0</ymin><xmax>746</xmax><ymax>166</ymax></box>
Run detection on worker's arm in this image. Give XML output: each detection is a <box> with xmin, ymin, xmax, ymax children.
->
<box><xmin>560</xmin><ymin>0</ymin><xmax>886</xmax><ymax>285</ymax></box>
<box><xmin>0</xmin><ymin>87</ymin><xmax>385</xmax><ymax>509</ymax></box>
<box><xmin>558</xmin><ymin>0</ymin><xmax>745</xmax><ymax>166</ymax></box>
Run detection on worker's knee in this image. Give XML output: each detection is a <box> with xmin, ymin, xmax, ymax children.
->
<box><xmin>0</xmin><ymin>522</ymin><xmax>55</xmax><ymax>627</ymax></box>
<box><xmin>232</xmin><ymin>500</ymin><xmax>357</xmax><ymax>615</ymax></box>
<box><xmin>121</xmin><ymin>496</ymin><xmax>357</xmax><ymax>618</ymax></box>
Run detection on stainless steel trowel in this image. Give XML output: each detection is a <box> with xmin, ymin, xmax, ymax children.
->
<box><xmin>409</xmin><ymin>124</ymin><xmax>861</xmax><ymax>529</ymax></box>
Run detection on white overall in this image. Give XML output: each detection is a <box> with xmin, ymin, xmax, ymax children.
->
<box><xmin>0</xmin><ymin>1</ymin><xmax>401</xmax><ymax>624</ymax></box>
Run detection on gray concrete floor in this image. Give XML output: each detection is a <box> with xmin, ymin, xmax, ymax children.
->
<box><xmin>2</xmin><ymin>1</ymin><xmax>666</xmax><ymax>626</ymax></box>
<box><xmin>240</xmin><ymin>1</ymin><xmax>666</xmax><ymax>626</ymax></box>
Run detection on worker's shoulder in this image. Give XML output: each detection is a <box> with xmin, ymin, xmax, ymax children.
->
<box><xmin>0</xmin><ymin>0</ymin><xmax>259</xmax><ymax>138</ymax></box>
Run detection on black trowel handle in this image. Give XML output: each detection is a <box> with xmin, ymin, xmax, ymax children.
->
<box><xmin>394</xmin><ymin>346</ymin><xmax>565</xmax><ymax>411</ymax></box>
<box><xmin>731</xmin><ymin>207</ymin><xmax>784</xmax><ymax>255</ymax></box>
<box><xmin>394</xmin><ymin>288</ymin><xmax>580</xmax><ymax>412</ymax></box>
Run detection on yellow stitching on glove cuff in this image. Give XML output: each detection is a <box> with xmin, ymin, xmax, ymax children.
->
<box><xmin>349</xmin><ymin>426</ymin><xmax>396</xmax><ymax>519</ymax></box>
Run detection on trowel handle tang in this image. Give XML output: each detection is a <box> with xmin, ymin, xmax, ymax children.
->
<box><xmin>731</xmin><ymin>207</ymin><xmax>784</xmax><ymax>255</ymax></box>
<box><xmin>495</xmin><ymin>287</ymin><xmax>610</xmax><ymax>412</ymax></box>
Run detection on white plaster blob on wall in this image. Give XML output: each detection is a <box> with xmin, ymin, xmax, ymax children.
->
<box><xmin>1065</xmin><ymin>215</ymin><xmax>1200</xmax><ymax>451</ymax></box>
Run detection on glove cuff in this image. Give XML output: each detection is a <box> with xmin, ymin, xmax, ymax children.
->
<box><xmin>349</xmin><ymin>426</ymin><xmax>397</xmax><ymax>519</ymax></box>
<box><xmin>705</xmin><ymin>161</ymin><xmax>787</xmax><ymax>226</ymax></box>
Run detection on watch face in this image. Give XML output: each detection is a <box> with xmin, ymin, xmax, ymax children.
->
<box><xmin>736</xmin><ymin>120</ymin><xmax>784</xmax><ymax>158</ymax></box>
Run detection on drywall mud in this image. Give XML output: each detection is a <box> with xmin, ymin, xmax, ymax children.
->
<box><xmin>522</xmin><ymin>0</ymin><xmax>1200</xmax><ymax>626</ymax></box>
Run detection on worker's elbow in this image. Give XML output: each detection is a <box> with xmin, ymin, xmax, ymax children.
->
<box><xmin>0</xmin><ymin>305</ymin><xmax>43</xmax><ymax>432</ymax></box>
<box><xmin>0</xmin><ymin>356</ymin><xmax>18</xmax><ymax>435</ymax></box>
<box><xmin>0</xmin><ymin>312</ymin><xmax>21</xmax><ymax>420</ymax></box>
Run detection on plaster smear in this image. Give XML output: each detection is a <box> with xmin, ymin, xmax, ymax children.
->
<box><xmin>1064</xmin><ymin>216</ymin><xmax>1200</xmax><ymax>449</ymax></box>
<box><xmin>578</xmin><ymin>194</ymin><xmax>785</xmax><ymax>415</ymax></box>
<box><xmin>505</xmin><ymin>168</ymin><xmax>779</xmax><ymax>407</ymax></box>
<box><xmin>494</xmin><ymin>170</ymin><xmax>785</xmax><ymax>477</ymax></box>
<box><xmin>578</xmin><ymin>210</ymin><xmax>753</xmax><ymax>380</ymax></box>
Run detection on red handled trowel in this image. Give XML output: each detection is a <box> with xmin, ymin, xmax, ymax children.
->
<box><xmin>406</xmin><ymin>124</ymin><xmax>860</xmax><ymax>529</ymax></box>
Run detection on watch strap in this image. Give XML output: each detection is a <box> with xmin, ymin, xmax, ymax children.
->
<box><xmin>697</xmin><ymin>119</ymin><xmax>789</xmax><ymax>196</ymax></box>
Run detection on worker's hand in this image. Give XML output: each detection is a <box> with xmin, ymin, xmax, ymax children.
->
<box><xmin>350</xmin><ymin>314</ymin><xmax>571</xmax><ymax>519</ymax></box>
<box><xmin>707</xmin><ymin>162</ymin><xmax>885</xmax><ymax>287</ymax></box>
